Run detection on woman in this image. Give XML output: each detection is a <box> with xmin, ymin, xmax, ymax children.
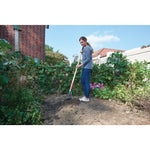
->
<box><xmin>76</xmin><ymin>36</ymin><xmax>94</xmax><ymax>102</ymax></box>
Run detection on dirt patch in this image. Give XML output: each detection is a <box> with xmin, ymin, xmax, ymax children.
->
<box><xmin>41</xmin><ymin>94</ymin><xmax>150</xmax><ymax>125</ymax></box>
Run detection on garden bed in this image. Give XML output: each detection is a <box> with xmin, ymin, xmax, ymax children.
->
<box><xmin>41</xmin><ymin>94</ymin><xmax>150</xmax><ymax>125</ymax></box>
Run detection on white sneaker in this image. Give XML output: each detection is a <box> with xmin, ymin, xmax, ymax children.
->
<box><xmin>80</xmin><ymin>97</ymin><xmax>90</xmax><ymax>102</ymax></box>
<box><xmin>79</xmin><ymin>96</ymin><xmax>85</xmax><ymax>101</ymax></box>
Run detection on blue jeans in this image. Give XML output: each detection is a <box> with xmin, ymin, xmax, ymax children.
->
<box><xmin>81</xmin><ymin>68</ymin><xmax>92</xmax><ymax>98</ymax></box>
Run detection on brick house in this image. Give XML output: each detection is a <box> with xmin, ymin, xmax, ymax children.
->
<box><xmin>0</xmin><ymin>25</ymin><xmax>49</xmax><ymax>61</ymax></box>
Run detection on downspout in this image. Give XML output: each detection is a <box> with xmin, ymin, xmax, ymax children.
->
<box><xmin>13</xmin><ymin>25</ymin><xmax>21</xmax><ymax>51</ymax></box>
<box><xmin>15</xmin><ymin>29</ymin><xmax>19</xmax><ymax>50</ymax></box>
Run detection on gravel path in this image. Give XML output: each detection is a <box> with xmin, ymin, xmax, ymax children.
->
<box><xmin>41</xmin><ymin>94</ymin><xmax>150</xmax><ymax>125</ymax></box>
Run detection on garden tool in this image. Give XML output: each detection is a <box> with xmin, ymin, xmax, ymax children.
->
<box><xmin>64</xmin><ymin>52</ymin><xmax>82</xmax><ymax>100</ymax></box>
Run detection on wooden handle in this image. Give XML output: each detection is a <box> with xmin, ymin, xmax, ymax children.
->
<box><xmin>69</xmin><ymin>53</ymin><xmax>82</xmax><ymax>91</ymax></box>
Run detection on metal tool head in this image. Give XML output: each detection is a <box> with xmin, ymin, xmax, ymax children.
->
<box><xmin>65</xmin><ymin>95</ymin><xmax>72</xmax><ymax>100</ymax></box>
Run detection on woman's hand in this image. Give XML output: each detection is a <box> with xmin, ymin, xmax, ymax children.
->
<box><xmin>76</xmin><ymin>65</ymin><xmax>81</xmax><ymax>69</ymax></box>
<box><xmin>76</xmin><ymin>64</ymin><xmax>83</xmax><ymax>69</ymax></box>
<box><xmin>80</xmin><ymin>49</ymin><xmax>83</xmax><ymax>53</ymax></box>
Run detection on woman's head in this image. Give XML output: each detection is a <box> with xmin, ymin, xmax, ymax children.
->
<box><xmin>79</xmin><ymin>36</ymin><xmax>87</xmax><ymax>47</ymax></box>
<box><xmin>79</xmin><ymin>36</ymin><xmax>94</xmax><ymax>53</ymax></box>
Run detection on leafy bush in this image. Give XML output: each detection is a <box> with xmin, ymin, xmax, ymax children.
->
<box><xmin>90</xmin><ymin>52</ymin><xmax>130</xmax><ymax>89</ymax></box>
<box><xmin>0</xmin><ymin>42</ymin><xmax>44</xmax><ymax>125</ymax></box>
<box><xmin>113</xmin><ymin>83</ymin><xmax>150</xmax><ymax>106</ymax></box>
<box><xmin>113</xmin><ymin>83</ymin><xmax>131</xmax><ymax>103</ymax></box>
<box><xmin>128</xmin><ymin>60</ymin><xmax>149</xmax><ymax>88</ymax></box>
<box><xmin>92</xmin><ymin>86</ymin><xmax>116</xmax><ymax>101</ymax></box>
<box><xmin>0</xmin><ymin>87</ymin><xmax>43</xmax><ymax>125</ymax></box>
<box><xmin>91</xmin><ymin>53</ymin><xmax>150</xmax><ymax>106</ymax></box>
<box><xmin>52</xmin><ymin>61</ymin><xmax>83</xmax><ymax>96</ymax></box>
<box><xmin>106</xmin><ymin>51</ymin><xmax>130</xmax><ymax>87</ymax></box>
<box><xmin>0</xmin><ymin>40</ymin><xmax>13</xmax><ymax>52</ymax></box>
<box><xmin>90</xmin><ymin>63</ymin><xmax>114</xmax><ymax>88</ymax></box>
<box><xmin>45</xmin><ymin>44</ymin><xmax>69</xmax><ymax>65</ymax></box>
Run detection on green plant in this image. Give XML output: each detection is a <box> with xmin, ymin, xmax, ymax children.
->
<box><xmin>112</xmin><ymin>60</ymin><xmax>150</xmax><ymax>106</ymax></box>
<box><xmin>93</xmin><ymin>87</ymin><xmax>115</xmax><ymax>101</ymax></box>
<box><xmin>91</xmin><ymin>82</ymin><xmax>115</xmax><ymax>101</ymax></box>
<box><xmin>113</xmin><ymin>83</ymin><xmax>131</xmax><ymax>103</ymax></box>
<box><xmin>90</xmin><ymin>52</ymin><xmax>130</xmax><ymax>89</ymax></box>
<box><xmin>0</xmin><ymin>40</ymin><xmax>13</xmax><ymax>52</ymax></box>
<box><xmin>107</xmin><ymin>51</ymin><xmax>130</xmax><ymax>88</ymax></box>
<box><xmin>0</xmin><ymin>87</ymin><xmax>43</xmax><ymax>125</ymax></box>
<box><xmin>0</xmin><ymin>43</ymin><xmax>44</xmax><ymax>124</ymax></box>
<box><xmin>128</xmin><ymin>61</ymin><xmax>149</xmax><ymax>88</ymax></box>
<box><xmin>90</xmin><ymin>63</ymin><xmax>114</xmax><ymax>88</ymax></box>
<box><xmin>45</xmin><ymin>44</ymin><xmax>69</xmax><ymax>65</ymax></box>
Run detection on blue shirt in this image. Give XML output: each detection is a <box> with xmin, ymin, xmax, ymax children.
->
<box><xmin>82</xmin><ymin>45</ymin><xmax>93</xmax><ymax>69</ymax></box>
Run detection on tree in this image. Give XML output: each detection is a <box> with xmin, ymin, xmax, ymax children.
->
<box><xmin>45</xmin><ymin>44</ymin><xmax>69</xmax><ymax>65</ymax></box>
<box><xmin>45</xmin><ymin>44</ymin><xmax>53</xmax><ymax>52</ymax></box>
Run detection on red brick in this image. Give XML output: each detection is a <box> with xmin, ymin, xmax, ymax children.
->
<box><xmin>0</xmin><ymin>25</ymin><xmax>46</xmax><ymax>61</ymax></box>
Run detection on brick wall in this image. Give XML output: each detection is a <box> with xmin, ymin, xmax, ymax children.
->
<box><xmin>0</xmin><ymin>25</ymin><xmax>46</xmax><ymax>61</ymax></box>
<box><xmin>0</xmin><ymin>25</ymin><xmax>15</xmax><ymax>47</ymax></box>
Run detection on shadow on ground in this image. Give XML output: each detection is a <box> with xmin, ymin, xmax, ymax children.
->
<box><xmin>41</xmin><ymin>95</ymin><xmax>113</xmax><ymax>125</ymax></box>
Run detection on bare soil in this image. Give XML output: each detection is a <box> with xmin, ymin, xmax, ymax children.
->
<box><xmin>41</xmin><ymin>94</ymin><xmax>150</xmax><ymax>125</ymax></box>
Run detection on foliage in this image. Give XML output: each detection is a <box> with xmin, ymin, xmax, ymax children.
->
<box><xmin>106</xmin><ymin>51</ymin><xmax>130</xmax><ymax>87</ymax></box>
<box><xmin>51</xmin><ymin>61</ymin><xmax>83</xmax><ymax>96</ymax></box>
<box><xmin>92</xmin><ymin>86</ymin><xmax>116</xmax><ymax>101</ymax></box>
<box><xmin>89</xmin><ymin>82</ymin><xmax>114</xmax><ymax>100</ymax></box>
<box><xmin>124</xmin><ymin>61</ymin><xmax>150</xmax><ymax>105</ymax></box>
<box><xmin>0</xmin><ymin>40</ymin><xmax>13</xmax><ymax>52</ymax></box>
<box><xmin>92</xmin><ymin>60</ymin><xmax>150</xmax><ymax>106</ymax></box>
<box><xmin>0</xmin><ymin>42</ymin><xmax>44</xmax><ymax>124</ymax></box>
<box><xmin>45</xmin><ymin>44</ymin><xmax>54</xmax><ymax>52</ymax></box>
<box><xmin>0</xmin><ymin>87</ymin><xmax>43</xmax><ymax>125</ymax></box>
<box><xmin>45</xmin><ymin>44</ymin><xmax>69</xmax><ymax>65</ymax></box>
<box><xmin>128</xmin><ymin>60</ymin><xmax>149</xmax><ymax>88</ymax></box>
<box><xmin>90</xmin><ymin>63</ymin><xmax>113</xmax><ymax>88</ymax></box>
<box><xmin>91</xmin><ymin>52</ymin><xmax>150</xmax><ymax>106</ymax></box>
<box><xmin>0</xmin><ymin>42</ymin><xmax>84</xmax><ymax>124</ymax></box>
<box><xmin>113</xmin><ymin>83</ymin><xmax>131</xmax><ymax>102</ymax></box>
<box><xmin>90</xmin><ymin>52</ymin><xmax>130</xmax><ymax>89</ymax></box>
<box><xmin>113</xmin><ymin>82</ymin><xmax>150</xmax><ymax>106</ymax></box>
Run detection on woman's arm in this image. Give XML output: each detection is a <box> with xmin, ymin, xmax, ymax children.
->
<box><xmin>76</xmin><ymin>46</ymin><xmax>91</xmax><ymax>68</ymax></box>
<box><xmin>82</xmin><ymin>46</ymin><xmax>91</xmax><ymax>66</ymax></box>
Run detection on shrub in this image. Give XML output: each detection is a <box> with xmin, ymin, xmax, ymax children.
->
<box><xmin>90</xmin><ymin>83</ymin><xmax>115</xmax><ymax>101</ymax></box>
<box><xmin>91</xmin><ymin>58</ymin><xmax>150</xmax><ymax>106</ymax></box>
<box><xmin>106</xmin><ymin>51</ymin><xmax>130</xmax><ymax>88</ymax></box>
<box><xmin>90</xmin><ymin>63</ymin><xmax>114</xmax><ymax>88</ymax></box>
<box><xmin>90</xmin><ymin>52</ymin><xmax>130</xmax><ymax>89</ymax></box>
<box><xmin>0</xmin><ymin>42</ymin><xmax>44</xmax><ymax>124</ymax></box>
<box><xmin>0</xmin><ymin>87</ymin><xmax>43</xmax><ymax>125</ymax></box>
<box><xmin>0</xmin><ymin>40</ymin><xmax>13</xmax><ymax>52</ymax></box>
<box><xmin>113</xmin><ymin>83</ymin><xmax>131</xmax><ymax>103</ymax></box>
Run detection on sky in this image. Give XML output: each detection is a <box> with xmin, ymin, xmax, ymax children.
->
<box><xmin>45</xmin><ymin>25</ymin><xmax>150</xmax><ymax>64</ymax></box>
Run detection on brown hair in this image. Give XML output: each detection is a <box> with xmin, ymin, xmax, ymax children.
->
<box><xmin>79</xmin><ymin>36</ymin><xmax>94</xmax><ymax>53</ymax></box>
